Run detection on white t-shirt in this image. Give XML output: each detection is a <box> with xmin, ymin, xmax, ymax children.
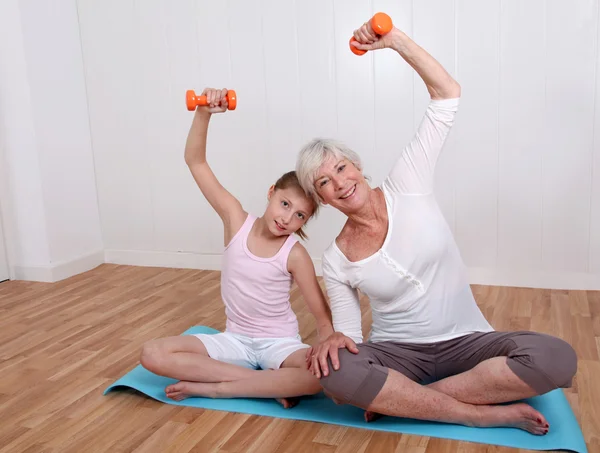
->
<box><xmin>321</xmin><ymin>97</ymin><xmax>494</xmax><ymax>344</ymax></box>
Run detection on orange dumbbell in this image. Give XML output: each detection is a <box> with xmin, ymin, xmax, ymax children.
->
<box><xmin>349</xmin><ymin>12</ymin><xmax>393</xmax><ymax>56</ymax></box>
<box><xmin>186</xmin><ymin>89</ymin><xmax>237</xmax><ymax>111</ymax></box>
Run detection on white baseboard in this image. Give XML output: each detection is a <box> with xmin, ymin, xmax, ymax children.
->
<box><xmin>12</xmin><ymin>265</ymin><xmax>54</xmax><ymax>282</ymax></box>
<box><xmin>104</xmin><ymin>249</ymin><xmax>324</xmax><ymax>275</ymax></box>
<box><xmin>19</xmin><ymin>248</ymin><xmax>598</xmax><ymax>290</ymax></box>
<box><xmin>467</xmin><ymin>267</ymin><xmax>600</xmax><ymax>291</ymax></box>
<box><xmin>104</xmin><ymin>249</ymin><xmax>224</xmax><ymax>271</ymax></box>
<box><xmin>12</xmin><ymin>249</ymin><xmax>104</xmax><ymax>283</ymax></box>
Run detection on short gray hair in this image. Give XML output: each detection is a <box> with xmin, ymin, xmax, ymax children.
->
<box><xmin>296</xmin><ymin>138</ymin><xmax>363</xmax><ymax>205</ymax></box>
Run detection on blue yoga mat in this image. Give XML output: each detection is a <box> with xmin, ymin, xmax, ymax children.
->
<box><xmin>104</xmin><ymin>326</ymin><xmax>587</xmax><ymax>453</ymax></box>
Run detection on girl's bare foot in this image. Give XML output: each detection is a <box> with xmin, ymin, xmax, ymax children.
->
<box><xmin>165</xmin><ymin>381</ymin><xmax>218</xmax><ymax>401</ymax></box>
<box><xmin>276</xmin><ymin>397</ymin><xmax>300</xmax><ymax>409</ymax></box>
<box><xmin>165</xmin><ymin>382</ymin><xmax>303</xmax><ymax>408</ymax></box>
<box><xmin>364</xmin><ymin>410</ymin><xmax>383</xmax><ymax>422</ymax></box>
<box><xmin>475</xmin><ymin>403</ymin><xmax>549</xmax><ymax>435</ymax></box>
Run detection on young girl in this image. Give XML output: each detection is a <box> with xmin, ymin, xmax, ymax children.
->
<box><xmin>140</xmin><ymin>87</ymin><xmax>335</xmax><ymax>407</ymax></box>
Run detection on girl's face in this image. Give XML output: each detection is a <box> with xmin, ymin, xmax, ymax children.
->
<box><xmin>264</xmin><ymin>187</ymin><xmax>313</xmax><ymax>236</ymax></box>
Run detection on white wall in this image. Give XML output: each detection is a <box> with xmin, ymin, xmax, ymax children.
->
<box><xmin>0</xmin><ymin>212</ymin><xmax>8</xmax><ymax>282</ymax></box>
<box><xmin>0</xmin><ymin>0</ymin><xmax>103</xmax><ymax>282</ymax></box>
<box><xmin>75</xmin><ymin>0</ymin><xmax>599</xmax><ymax>290</ymax></box>
<box><xmin>0</xmin><ymin>0</ymin><xmax>51</xmax><ymax>278</ymax></box>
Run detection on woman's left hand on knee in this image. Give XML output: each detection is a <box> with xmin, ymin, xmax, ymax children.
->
<box><xmin>306</xmin><ymin>332</ymin><xmax>359</xmax><ymax>378</ymax></box>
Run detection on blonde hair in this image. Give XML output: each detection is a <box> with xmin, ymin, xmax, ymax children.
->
<box><xmin>273</xmin><ymin>171</ymin><xmax>318</xmax><ymax>240</ymax></box>
<box><xmin>295</xmin><ymin>138</ymin><xmax>363</xmax><ymax>205</ymax></box>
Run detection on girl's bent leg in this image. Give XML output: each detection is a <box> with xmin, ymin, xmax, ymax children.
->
<box><xmin>167</xmin><ymin>367</ymin><xmax>321</xmax><ymax>401</ymax></box>
<box><xmin>166</xmin><ymin>349</ymin><xmax>321</xmax><ymax>403</ymax></box>
<box><xmin>140</xmin><ymin>335</ymin><xmax>256</xmax><ymax>383</ymax></box>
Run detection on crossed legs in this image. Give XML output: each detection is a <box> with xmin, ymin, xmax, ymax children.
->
<box><xmin>140</xmin><ymin>335</ymin><xmax>321</xmax><ymax>405</ymax></box>
<box><xmin>320</xmin><ymin>331</ymin><xmax>577</xmax><ymax>434</ymax></box>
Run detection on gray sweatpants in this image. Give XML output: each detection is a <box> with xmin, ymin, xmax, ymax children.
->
<box><xmin>320</xmin><ymin>331</ymin><xmax>577</xmax><ymax>409</ymax></box>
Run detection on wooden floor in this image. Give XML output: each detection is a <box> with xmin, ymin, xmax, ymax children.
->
<box><xmin>0</xmin><ymin>264</ymin><xmax>599</xmax><ymax>453</ymax></box>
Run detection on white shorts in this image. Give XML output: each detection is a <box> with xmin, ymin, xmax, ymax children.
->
<box><xmin>192</xmin><ymin>331</ymin><xmax>310</xmax><ymax>370</ymax></box>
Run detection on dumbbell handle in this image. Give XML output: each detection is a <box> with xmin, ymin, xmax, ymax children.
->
<box><xmin>186</xmin><ymin>89</ymin><xmax>237</xmax><ymax>111</ymax></box>
<box><xmin>350</xmin><ymin>12</ymin><xmax>393</xmax><ymax>56</ymax></box>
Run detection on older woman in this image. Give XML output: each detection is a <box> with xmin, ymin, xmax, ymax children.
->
<box><xmin>296</xmin><ymin>21</ymin><xmax>576</xmax><ymax>435</ymax></box>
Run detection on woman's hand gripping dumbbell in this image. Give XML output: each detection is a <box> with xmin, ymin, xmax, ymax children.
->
<box><xmin>186</xmin><ymin>88</ymin><xmax>237</xmax><ymax>112</ymax></box>
<box><xmin>349</xmin><ymin>12</ymin><xmax>394</xmax><ymax>55</ymax></box>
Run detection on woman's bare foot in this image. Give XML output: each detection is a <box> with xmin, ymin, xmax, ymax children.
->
<box><xmin>475</xmin><ymin>403</ymin><xmax>549</xmax><ymax>435</ymax></box>
<box><xmin>165</xmin><ymin>381</ymin><xmax>218</xmax><ymax>401</ymax></box>
<box><xmin>277</xmin><ymin>397</ymin><xmax>300</xmax><ymax>409</ymax></box>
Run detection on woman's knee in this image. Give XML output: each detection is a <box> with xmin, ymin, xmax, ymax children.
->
<box><xmin>319</xmin><ymin>348</ymin><xmax>387</xmax><ymax>408</ymax></box>
<box><xmin>509</xmin><ymin>333</ymin><xmax>578</xmax><ymax>393</ymax></box>
<box><xmin>543</xmin><ymin>336</ymin><xmax>578</xmax><ymax>387</ymax></box>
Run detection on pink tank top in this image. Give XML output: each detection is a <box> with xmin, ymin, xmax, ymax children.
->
<box><xmin>221</xmin><ymin>214</ymin><xmax>300</xmax><ymax>338</ymax></box>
